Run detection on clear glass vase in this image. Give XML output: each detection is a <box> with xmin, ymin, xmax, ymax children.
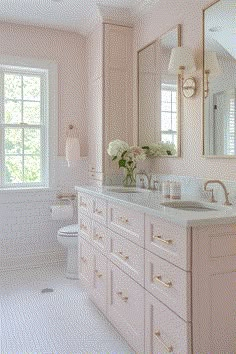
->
<box><xmin>123</xmin><ymin>166</ymin><xmax>136</xmax><ymax>187</ymax></box>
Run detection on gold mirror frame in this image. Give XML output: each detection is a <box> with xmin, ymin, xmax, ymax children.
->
<box><xmin>202</xmin><ymin>0</ymin><xmax>236</xmax><ymax>158</ymax></box>
<box><xmin>137</xmin><ymin>24</ymin><xmax>182</xmax><ymax>157</ymax></box>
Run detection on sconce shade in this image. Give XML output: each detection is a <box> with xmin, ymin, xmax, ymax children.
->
<box><xmin>204</xmin><ymin>51</ymin><xmax>221</xmax><ymax>77</ymax></box>
<box><xmin>168</xmin><ymin>47</ymin><xmax>196</xmax><ymax>74</ymax></box>
<box><xmin>66</xmin><ymin>125</ymin><xmax>80</xmax><ymax>167</ymax></box>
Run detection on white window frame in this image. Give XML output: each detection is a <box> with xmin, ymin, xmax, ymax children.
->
<box><xmin>161</xmin><ymin>83</ymin><xmax>177</xmax><ymax>145</ymax></box>
<box><xmin>0</xmin><ymin>55</ymin><xmax>58</xmax><ymax>190</ymax></box>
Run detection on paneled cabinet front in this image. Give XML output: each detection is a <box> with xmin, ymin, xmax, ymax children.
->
<box><xmin>107</xmin><ymin>262</ymin><xmax>145</xmax><ymax>353</ymax></box>
<box><xmin>87</xmin><ymin>23</ymin><xmax>133</xmax><ymax>183</ymax></box>
<box><xmin>78</xmin><ymin>193</ymin><xmax>193</xmax><ymax>353</ymax></box>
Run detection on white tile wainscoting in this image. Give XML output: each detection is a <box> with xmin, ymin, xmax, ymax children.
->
<box><xmin>0</xmin><ymin>158</ymin><xmax>88</xmax><ymax>271</ymax></box>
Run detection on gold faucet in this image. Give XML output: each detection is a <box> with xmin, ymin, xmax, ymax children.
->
<box><xmin>204</xmin><ymin>180</ymin><xmax>232</xmax><ymax>206</ymax></box>
<box><xmin>136</xmin><ymin>170</ymin><xmax>153</xmax><ymax>189</ymax></box>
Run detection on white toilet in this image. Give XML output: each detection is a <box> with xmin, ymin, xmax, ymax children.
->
<box><xmin>57</xmin><ymin>224</ymin><xmax>79</xmax><ymax>279</ymax></box>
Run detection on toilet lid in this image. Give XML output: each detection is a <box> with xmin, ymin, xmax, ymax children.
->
<box><xmin>58</xmin><ymin>224</ymin><xmax>79</xmax><ymax>236</ymax></box>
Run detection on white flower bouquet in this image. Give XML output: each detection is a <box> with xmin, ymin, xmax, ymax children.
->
<box><xmin>107</xmin><ymin>140</ymin><xmax>146</xmax><ymax>186</ymax></box>
<box><xmin>142</xmin><ymin>142</ymin><xmax>176</xmax><ymax>157</ymax></box>
<box><xmin>107</xmin><ymin>139</ymin><xmax>176</xmax><ymax>186</ymax></box>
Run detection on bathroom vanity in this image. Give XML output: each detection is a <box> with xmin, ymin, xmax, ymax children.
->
<box><xmin>76</xmin><ymin>186</ymin><xmax>236</xmax><ymax>353</ymax></box>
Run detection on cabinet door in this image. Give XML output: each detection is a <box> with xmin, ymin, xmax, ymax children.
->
<box><xmin>145</xmin><ymin>291</ymin><xmax>191</xmax><ymax>354</ymax></box>
<box><xmin>88</xmin><ymin>77</ymin><xmax>103</xmax><ymax>173</ymax></box>
<box><xmin>107</xmin><ymin>262</ymin><xmax>144</xmax><ymax>353</ymax></box>
<box><xmin>90</xmin><ymin>248</ymin><xmax>107</xmax><ymax>314</ymax></box>
<box><xmin>79</xmin><ymin>238</ymin><xmax>93</xmax><ymax>289</ymax></box>
<box><xmin>104</xmin><ymin>24</ymin><xmax>133</xmax><ymax>177</ymax></box>
<box><xmin>192</xmin><ymin>224</ymin><xmax>236</xmax><ymax>353</ymax></box>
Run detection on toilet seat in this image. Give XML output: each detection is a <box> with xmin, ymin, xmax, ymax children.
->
<box><xmin>58</xmin><ymin>224</ymin><xmax>79</xmax><ymax>237</ymax></box>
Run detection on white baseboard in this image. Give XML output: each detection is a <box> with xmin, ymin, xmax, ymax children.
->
<box><xmin>0</xmin><ymin>250</ymin><xmax>66</xmax><ymax>272</ymax></box>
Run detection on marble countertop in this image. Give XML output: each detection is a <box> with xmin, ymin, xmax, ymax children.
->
<box><xmin>75</xmin><ymin>185</ymin><xmax>236</xmax><ymax>227</ymax></box>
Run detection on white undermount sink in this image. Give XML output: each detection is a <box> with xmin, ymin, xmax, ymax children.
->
<box><xmin>161</xmin><ymin>200</ymin><xmax>219</xmax><ymax>211</ymax></box>
<box><xmin>106</xmin><ymin>187</ymin><xmax>150</xmax><ymax>194</ymax></box>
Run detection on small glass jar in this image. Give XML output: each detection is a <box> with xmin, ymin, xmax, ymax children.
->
<box><xmin>170</xmin><ymin>181</ymin><xmax>181</xmax><ymax>199</ymax></box>
<box><xmin>162</xmin><ymin>181</ymin><xmax>170</xmax><ymax>198</ymax></box>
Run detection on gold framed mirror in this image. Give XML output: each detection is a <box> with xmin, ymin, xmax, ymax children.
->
<box><xmin>203</xmin><ymin>0</ymin><xmax>236</xmax><ymax>157</ymax></box>
<box><xmin>138</xmin><ymin>24</ymin><xmax>181</xmax><ymax>157</ymax></box>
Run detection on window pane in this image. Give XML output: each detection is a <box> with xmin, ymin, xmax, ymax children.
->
<box><xmin>5</xmin><ymin>101</ymin><xmax>22</xmax><ymax>124</ymax></box>
<box><xmin>161</xmin><ymin>134</ymin><xmax>174</xmax><ymax>144</ymax></box>
<box><xmin>172</xmin><ymin>91</ymin><xmax>177</xmax><ymax>102</ymax></box>
<box><xmin>172</xmin><ymin>113</ymin><xmax>177</xmax><ymax>131</ymax></box>
<box><xmin>5</xmin><ymin>156</ymin><xmax>23</xmax><ymax>183</ymax></box>
<box><xmin>161</xmin><ymin>90</ymin><xmax>171</xmax><ymax>102</ymax></box>
<box><xmin>161</xmin><ymin>101</ymin><xmax>171</xmax><ymax>111</ymax></box>
<box><xmin>161</xmin><ymin>112</ymin><xmax>172</xmax><ymax>131</ymax></box>
<box><xmin>24</xmin><ymin>129</ymin><xmax>40</xmax><ymax>154</ymax></box>
<box><xmin>5</xmin><ymin>128</ymin><xmax>23</xmax><ymax>155</ymax></box>
<box><xmin>23</xmin><ymin>76</ymin><xmax>41</xmax><ymax>101</ymax></box>
<box><xmin>172</xmin><ymin>102</ymin><xmax>177</xmax><ymax>112</ymax></box>
<box><xmin>24</xmin><ymin>156</ymin><xmax>41</xmax><ymax>182</ymax></box>
<box><xmin>4</xmin><ymin>74</ymin><xmax>22</xmax><ymax>99</ymax></box>
<box><xmin>23</xmin><ymin>101</ymin><xmax>40</xmax><ymax>124</ymax></box>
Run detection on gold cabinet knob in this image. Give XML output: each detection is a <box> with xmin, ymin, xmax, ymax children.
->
<box><xmin>80</xmin><ymin>223</ymin><xmax>87</xmax><ymax>231</ymax></box>
<box><xmin>154</xmin><ymin>330</ymin><xmax>173</xmax><ymax>352</ymax></box>
<box><xmin>95</xmin><ymin>208</ymin><xmax>103</xmax><ymax>215</ymax></box>
<box><xmin>153</xmin><ymin>275</ymin><xmax>172</xmax><ymax>288</ymax></box>
<box><xmin>152</xmin><ymin>235</ymin><xmax>172</xmax><ymax>245</ymax></box>
<box><xmin>116</xmin><ymin>291</ymin><xmax>128</xmax><ymax>302</ymax></box>
<box><xmin>95</xmin><ymin>270</ymin><xmax>102</xmax><ymax>278</ymax></box>
<box><xmin>118</xmin><ymin>251</ymin><xmax>129</xmax><ymax>261</ymax></box>
<box><xmin>118</xmin><ymin>216</ymin><xmax>129</xmax><ymax>224</ymax></box>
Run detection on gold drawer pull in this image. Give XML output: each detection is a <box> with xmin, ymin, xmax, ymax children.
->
<box><xmin>153</xmin><ymin>235</ymin><xmax>172</xmax><ymax>245</ymax></box>
<box><xmin>154</xmin><ymin>330</ymin><xmax>173</xmax><ymax>352</ymax></box>
<box><xmin>81</xmin><ymin>223</ymin><xmax>87</xmax><ymax>231</ymax></box>
<box><xmin>95</xmin><ymin>270</ymin><xmax>103</xmax><ymax>278</ymax></box>
<box><xmin>94</xmin><ymin>233</ymin><xmax>103</xmax><ymax>241</ymax></box>
<box><xmin>80</xmin><ymin>256</ymin><xmax>87</xmax><ymax>263</ymax></box>
<box><xmin>95</xmin><ymin>208</ymin><xmax>103</xmax><ymax>215</ymax></box>
<box><xmin>80</xmin><ymin>201</ymin><xmax>87</xmax><ymax>207</ymax></box>
<box><xmin>116</xmin><ymin>291</ymin><xmax>128</xmax><ymax>302</ymax></box>
<box><xmin>118</xmin><ymin>216</ymin><xmax>129</xmax><ymax>224</ymax></box>
<box><xmin>153</xmin><ymin>275</ymin><xmax>172</xmax><ymax>288</ymax></box>
<box><xmin>117</xmin><ymin>251</ymin><xmax>129</xmax><ymax>261</ymax></box>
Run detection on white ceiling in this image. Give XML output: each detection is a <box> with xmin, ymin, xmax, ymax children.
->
<box><xmin>0</xmin><ymin>0</ymin><xmax>160</xmax><ymax>35</ymax></box>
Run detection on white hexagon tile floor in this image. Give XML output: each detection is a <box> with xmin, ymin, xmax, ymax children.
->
<box><xmin>0</xmin><ymin>264</ymin><xmax>134</xmax><ymax>354</ymax></box>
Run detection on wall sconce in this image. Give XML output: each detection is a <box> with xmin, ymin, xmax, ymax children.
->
<box><xmin>66</xmin><ymin>124</ymin><xmax>80</xmax><ymax>167</ymax></box>
<box><xmin>168</xmin><ymin>47</ymin><xmax>197</xmax><ymax>98</ymax></box>
<box><xmin>204</xmin><ymin>51</ymin><xmax>221</xmax><ymax>98</ymax></box>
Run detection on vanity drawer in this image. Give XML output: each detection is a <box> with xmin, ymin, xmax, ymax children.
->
<box><xmin>79</xmin><ymin>238</ymin><xmax>93</xmax><ymax>289</ymax></box>
<box><xmin>108</xmin><ymin>229</ymin><xmax>144</xmax><ymax>286</ymax></box>
<box><xmin>92</xmin><ymin>221</ymin><xmax>110</xmax><ymax>255</ymax></box>
<box><xmin>145</xmin><ymin>291</ymin><xmax>191</xmax><ymax>354</ymax></box>
<box><xmin>78</xmin><ymin>192</ymin><xmax>94</xmax><ymax>217</ymax></box>
<box><xmin>90</xmin><ymin>247</ymin><xmax>107</xmax><ymax>314</ymax></box>
<box><xmin>145</xmin><ymin>214</ymin><xmax>191</xmax><ymax>271</ymax></box>
<box><xmin>108</xmin><ymin>203</ymin><xmax>144</xmax><ymax>247</ymax></box>
<box><xmin>78</xmin><ymin>214</ymin><xmax>93</xmax><ymax>240</ymax></box>
<box><xmin>145</xmin><ymin>250</ymin><xmax>191</xmax><ymax>321</ymax></box>
<box><xmin>107</xmin><ymin>263</ymin><xmax>144</xmax><ymax>353</ymax></box>
<box><xmin>93</xmin><ymin>198</ymin><xmax>107</xmax><ymax>225</ymax></box>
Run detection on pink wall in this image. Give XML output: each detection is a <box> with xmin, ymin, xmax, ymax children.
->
<box><xmin>0</xmin><ymin>21</ymin><xmax>88</xmax><ymax>157</ymax></box>
<box><xmin>133</xmin><ymin>0</ymin><xmax>236</xmax><ymax>180</ymax></box>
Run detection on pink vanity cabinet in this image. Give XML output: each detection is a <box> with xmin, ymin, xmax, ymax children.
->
<box><xmin>87</xmin><ymin>23</ymin><xmax>133</xmax><ymax>185</ymax></box>
<box><xmin>77</xmin><ymin>189</ymin><xmax>236</xmax><ymax>354</ymax></box>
